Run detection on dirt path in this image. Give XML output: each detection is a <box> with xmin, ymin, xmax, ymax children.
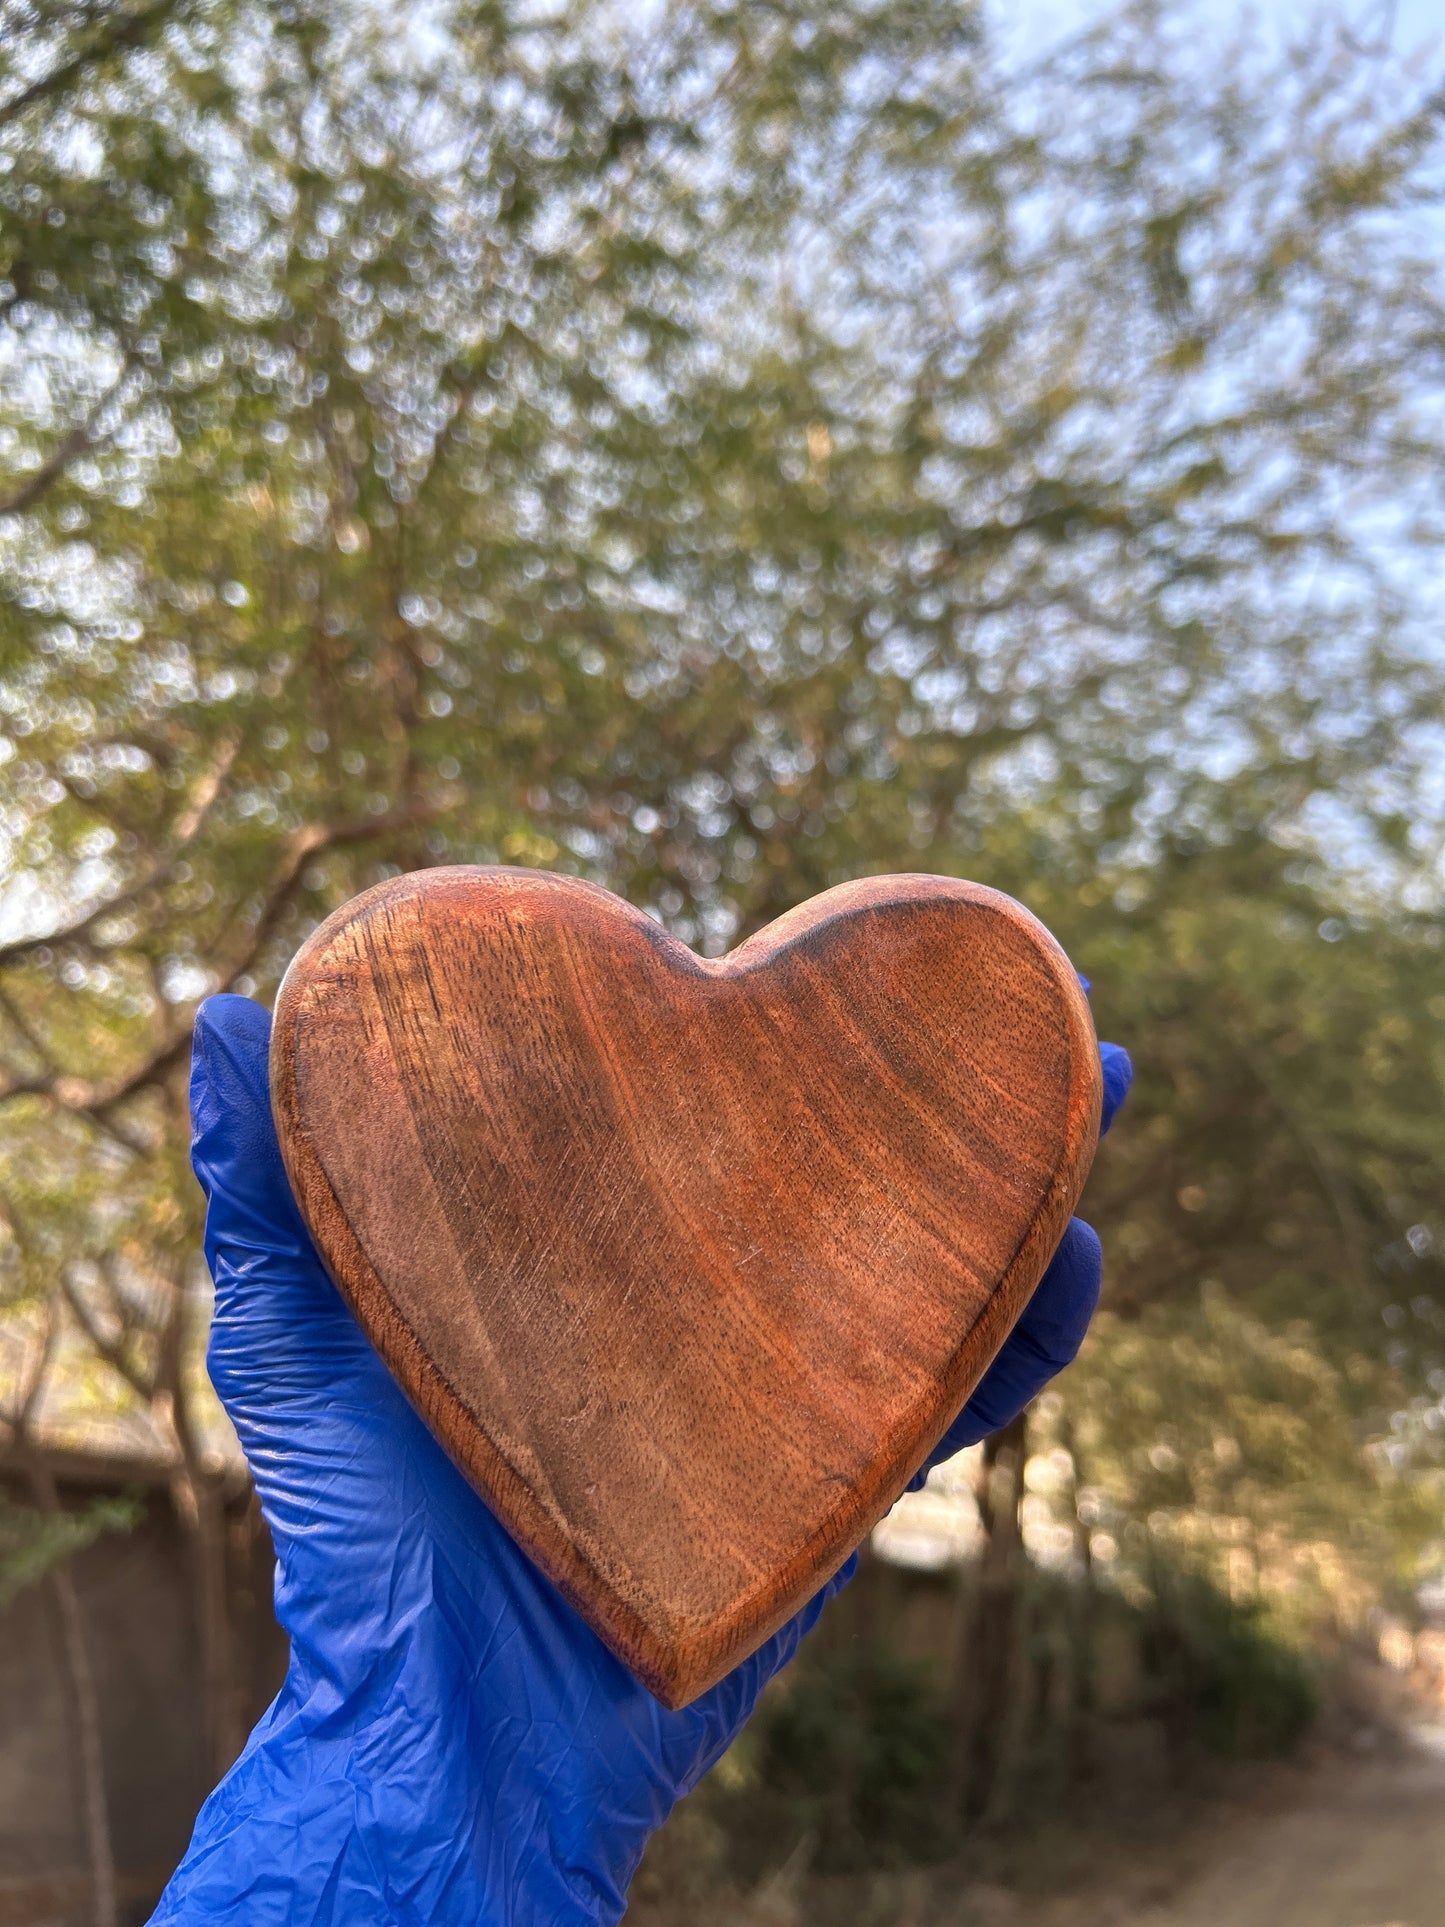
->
<box><xmin>631</xmin><ymin>1726</ymin><xmax>1445</xmax><ymax>1927</ymax></box>
<box><xmin>1024</xmin><ymin>1726</ymin><xmax>1445</xmax><ymax>1927</ymax></box>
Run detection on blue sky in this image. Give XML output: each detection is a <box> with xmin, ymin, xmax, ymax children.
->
<box><xmin>1000</xmin><ymin>0</ymin><xmax>1441</xmax><ymax>62</ymax></box>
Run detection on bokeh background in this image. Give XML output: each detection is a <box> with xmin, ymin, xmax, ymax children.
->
<box><xmin>1</xmin><ymin>1</ymin><xmax>1443</xmax><ymax>1922</ymax></box>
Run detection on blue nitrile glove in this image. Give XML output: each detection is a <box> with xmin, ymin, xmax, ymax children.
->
<box><xmin>152</xmin><ymin>995</ymin><xmax>1129</xmax><ymax>1927</ymax></box>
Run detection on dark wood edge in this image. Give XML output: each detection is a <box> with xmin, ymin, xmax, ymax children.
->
<box><xmin>270</xmin><ymin>867</ymin><xmax>1101</xmax><ymax>1707</ymax></box>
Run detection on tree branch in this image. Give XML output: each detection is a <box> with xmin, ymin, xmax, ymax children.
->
<box><xmin>0</xmin><ymin>0</ymin><xmax>181</xmax><ymax>129</ymax></box>
<box><xmin>0</xmin><ymin>787</ymin><xmax>460</xmax><ymax>1118</ymax></box>
<box><xmin>0</xmin><ymin>357</ymin><xmax>141</xmax><ymax>519</ymax></box>
<box><xmin>207</xmin><ymin>788</ymin><xmax>461</xmax><ymax>996</ymax></box>
<box><xmin>57</xmin><ymin>1262</ymin><xmax>158</xmax><ymax>1407</ymax></box>
<box><xmin>0</xmin><ymin>729</ymin><xmax>239</xmax><ymax>968</ymax></box>
<box><xmin>1</xmin><ymin>1298</ymin><xmax>57</xmax><ymax>1443</ymax></box>
<box><xmin>0</xmin><ymin>978</ymin><xmax>62</xmax><ymax>1078</ymax></box>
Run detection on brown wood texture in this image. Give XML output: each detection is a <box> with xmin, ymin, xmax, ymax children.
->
<box><xmin>270</xmin><ymin>867</ymin><xmax>1101</xmax><ymax>1707</ymax></box>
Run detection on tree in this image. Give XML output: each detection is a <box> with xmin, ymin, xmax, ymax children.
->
<box><xmin>1053</xmin><ymin>829</ymin><xmax>1445</xmax><ymax>1634</ymax></box>
<box><xmin>1</xmin><ymin>0</ymin><xmax>1441</xmax><ymax>1797</ymax></box>
<box><xmin>1</xmin><ymin>1308</ymin><xmax>138</xmax><ymax>1927</ymax></box>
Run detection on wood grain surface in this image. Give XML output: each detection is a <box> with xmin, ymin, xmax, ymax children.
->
<box><xmin>270</xmin><ymin>867</ymin><xmax>1101</xmax><ymax>1707</ymax></box>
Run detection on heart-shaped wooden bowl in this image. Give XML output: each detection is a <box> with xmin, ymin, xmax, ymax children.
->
<box><xmin>271</xmin><ymin>868</ymin><xmax>1100</xmax><ymax>1706</ymax></box>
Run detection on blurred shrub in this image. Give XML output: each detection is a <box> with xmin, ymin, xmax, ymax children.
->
<box><xmin>704</xmin><ymin>1550</ymin><xmax>1316</xmax><ymax>1881</ymax></box>
<box><xmin>0</xmin><ymin>1488</ymin><xmax>141</xmax><ymax>1608</ymax></box>
<box><xmin>1137</xmin><ymin>1560</ymin><xmax>1317</xmax><ymax>1761</ymax></box>
<box><xmin>729</xmin><ymin>1644</ymin><xmax>953</xmax><ymax>1875</ymax></box>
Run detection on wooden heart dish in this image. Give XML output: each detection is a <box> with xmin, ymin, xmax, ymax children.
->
<box><xmin>271</xmin><ymin>867</ymin><xmax>1100</xmax><ymax>1706</ymax></box>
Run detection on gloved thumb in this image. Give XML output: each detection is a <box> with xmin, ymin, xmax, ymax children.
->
<box><xmin>191</xmin><ymin>994</ymin><xmax>383</xmax><ymax>1424</ymax></box>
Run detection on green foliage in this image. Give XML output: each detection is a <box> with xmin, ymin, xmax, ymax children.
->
<box><xmin>0</xmin><ymin>1487</ymin><xmax>141</xmax><ymax>1608</ymax></box>
<box><xmin>732</xmin><ymin>1646</ymin><xmax>954</xmax><ymax>1874</ymax></box>
<box><xmin>0</xmin><ymin>0</ymin><xmax>1442</xmax><ymax>1738</ymax></box>
<box><xmin>1136</xmin><ymin>1559</ymin><xmax>1318</xmax><ymax>1761</ymax></box>
<box><xmin>704</xmin><ymin>1557</ymin><xmax>1317</xmax><ymax>1879</ymax></box>
<box><xmin>1029</xmin><ymin>834</ymin><xmax>1445</xmax><ymax>1634</ymax></box>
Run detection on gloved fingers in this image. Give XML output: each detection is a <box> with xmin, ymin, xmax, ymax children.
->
<box><xmin>672</xmin><ymin>1551</ymin><xmax>862</xmax><ymax>1786</ymax></box>
<box><xmin>1078</xmin><ymin>970</ymin><xmax>1129</xmax><ymax>1135</ymax></box>
<box><xmin>1099</xmin><ymin>1040</ymin><xmax>1131</xmax><ymax>1136</ymax></box>
<box><xmin>907</xmin><ymin>1031</ymin><xmax>1127</xmax><ymax>1483</ymax></box>
<box><xmin>734</xmin><ymin>1224</ymin><xmax>1100</xmax><ymax>1729</ymax></box>
<box><xmin>1003</xmin><ymin>1213</ymin><xmax>1103</xmax><ymax>1378</ymax></box>
<box><xmin>191</xmin><ymin>995</ymin><xmax>388</xmax><ymax>1418</ymax></box>
<box><xmin>705</xmin><ymin>1207</ymin><xmax>1106</xmax><ymax>1750</ymax></box>
<box><xmin>908</xmin><ymin>1213</ymin><xmax>1103</xmax><ymax>1488</ymax></box>
<box><xmin>190</xmin><ymin>996</ymin><xmax>313</xmax><ymax>1262</ymax></box>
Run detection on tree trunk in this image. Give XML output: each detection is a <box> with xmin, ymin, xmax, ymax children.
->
<box><xmin>159</xmin><ymin>1271</ymin><xmax>248</xmax><ymax>1781</ymax></box>
<box><xmin>1060</xmin><ymin>1411</ymin><xmax>1098</xmax><ymax>1782</ymax></box>
<box><xmin>162</xmin><ymin>1375</ymin><xmax>245</xmax><ymax>1780</ymax></box>
<box><xmin>26</xmin><ymin>1457</ymin><xmax>118</xmax><ymax>1927</ymax></box>
<box><xmin>947</xmin><ymin>1410</ymin><xmax>1028</xmax><ymax>1822</ymax></box>
<box><xmin>175</xmin><ymin>1469</ymin><xmax>247</xmax><ymax>1777</ymax></box>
